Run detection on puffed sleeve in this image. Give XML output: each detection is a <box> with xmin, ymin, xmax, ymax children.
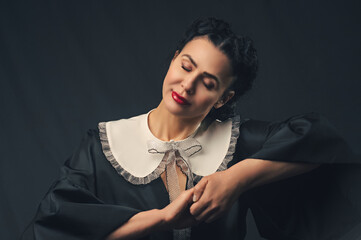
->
<box><xmin>20</xmin><ymin>129</ymin><xmax>141</xmax><ymax>240</ymax></box>
<box><xmin>248</xmin><ymin>112</ymin><xmax>357</xmax><ymax>164</ymax></box>
<box><xmin>239</xmin><ymin>112</ymin><xmax>361</xmax><ymax>240</ymax></box>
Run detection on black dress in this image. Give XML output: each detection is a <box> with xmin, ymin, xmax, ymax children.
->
<box><xmin>20</xmin><ymin>112</ymin><xmax>361</xmax><ymax>240</ymax></box>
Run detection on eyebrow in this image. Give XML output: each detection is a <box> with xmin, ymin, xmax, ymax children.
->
<box><xmin>181</xmin><ymin>54</ymin><xmax>220</xmax><ymax>84</ymax></box>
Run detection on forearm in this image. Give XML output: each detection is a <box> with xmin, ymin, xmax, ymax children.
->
<box><xmin>106</xmin><ymin>188</ymin><xmax>195</xmax><ymax>240</ymax></box>
<box><xmin>106</xmin><ymin>209</ymin><xmax>165</xmax><ymax>240</ymax></box>
<box><xmin>229</xmin><ymin>158</ymin><xmax>320</xmax><ymax>193</ymax></box>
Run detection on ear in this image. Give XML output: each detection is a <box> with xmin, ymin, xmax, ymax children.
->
<box><xmin>214</xmin><ymin>91</ymin><xmax>235</xmax><ymax>109</ymax></box>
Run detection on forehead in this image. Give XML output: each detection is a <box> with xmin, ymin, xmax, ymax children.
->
<box><xmin>179</xmin><ymin>37</ymin><xmax>233</xmax><ymax>83</ymax></box>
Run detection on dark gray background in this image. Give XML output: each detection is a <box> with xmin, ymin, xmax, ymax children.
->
<box><xmin>1</xmin><ymin>1</ymin><xmax>360</xmax><ymax>239</ymax></box>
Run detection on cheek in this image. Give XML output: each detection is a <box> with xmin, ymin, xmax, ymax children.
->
<box><xmin>163</xmin><ymin>66</ymin><xmax>181</xmax><ymax>86</ymax></box>
<box><xmin>162</xmin><ymin>73</ymin><xmax>173</xmax><ymax>94</ymax></box>
<box><xmin>197</xmin><ymin>92</ymin><xmax>219</xmax><ymax>108</ymax></box>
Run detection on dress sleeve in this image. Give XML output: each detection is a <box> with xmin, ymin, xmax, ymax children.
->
<box><xmin>239</xmin><ymin>112</ymin><xmax>361</xmax><ymax>240</ymax></box>
<box><xmin>20</xmin><ymin>129</ymin><xmax>141</xmax><ymax>240</ymax></box>
<box><xmin>248</xmin><ymin>112</ymin><xmax>357</xmax><ymax>164</ymax></box>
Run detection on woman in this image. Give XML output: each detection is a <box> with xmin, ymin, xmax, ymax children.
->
<box><xmin>21</xmin><ymin>17</ymin><xmax>361</xmax><ymax>240</ymax></box>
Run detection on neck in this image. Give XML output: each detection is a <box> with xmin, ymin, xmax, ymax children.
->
<box><xmin>148</xmin><ymin>101</ymin><xmax>203</xmax><ymax>141</ymax></box>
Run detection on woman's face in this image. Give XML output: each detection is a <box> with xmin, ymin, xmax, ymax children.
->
<box><xmin>162</xmin><ymin>36</ymin><xmax>234</xmax><ymax>120</ymax></box>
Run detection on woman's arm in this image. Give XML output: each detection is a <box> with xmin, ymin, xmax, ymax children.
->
<box><xmin>229</xmin><ymin>158</ymin><xmax>320</xmax><ymax>193</ymax></box>
<box><xmin>190</xmin><ymin>159</ymin><xmax>320</xmax><ymax>222</ymax></box>
<box><xmin>106</xmin><ymin>188</ymin><xmax>198</xmax><ymax>240</ymax></box>
<box><xmin>105</xmin><ymin>209</ymin><xmax>164</xmax><ymax>240</ymax></box>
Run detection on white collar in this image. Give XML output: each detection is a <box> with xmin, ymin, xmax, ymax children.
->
<box><xmin>98</xmin><ymin>110</ymin><xmax>240</xmax><ymax>185</ymax></box>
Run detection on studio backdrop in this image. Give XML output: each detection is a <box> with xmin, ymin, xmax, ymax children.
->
<box><xmin>0</xmin><ymin>1</ymin><xmax>360</xmax><ymax>239</ymax></box>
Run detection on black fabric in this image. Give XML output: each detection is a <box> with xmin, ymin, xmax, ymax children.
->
<box><xmin>2</xmin><ymin>2</ymin><xmax>361</xmax><ymax>240</ymax></box>
<box><xmin>236</xmin><ymin>112</ymin><xmax>361</xmax><ymax>239</ymax></box>
<box><xmin>21</xmin><ymin>113</ymin><xmax>361</xmax><ymax>240</ymax></box>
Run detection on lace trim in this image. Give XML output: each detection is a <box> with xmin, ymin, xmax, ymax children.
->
<box><xmin>98</xmin><ymin>122</ymin><xmax>167</xmax><ymax>185</ymax></box>
<box><xmin>192</xmin><ymin>115</ymin><xmax>241</xmax><ymax>184</ymax></box>
<box><xmin>98</xmin><ymin>116</ymin><xmax>242</xmax><ymax>185</ymax></box>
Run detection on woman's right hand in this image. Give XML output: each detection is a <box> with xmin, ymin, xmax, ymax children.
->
<box><xmin>106</xmin><ymin>188</ymin><xmax>205</xmax><ymax>240</ymax></box>
<box><xmin>160</xmin><ymin>188</ymin><xmax>199</xmax><ymax>230</ymax></box>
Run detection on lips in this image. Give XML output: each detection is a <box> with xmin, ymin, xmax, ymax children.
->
<box><xmin>172</xmin><ymin>91</ymin><xmax>190</xmax><ymax>105</ymax></box>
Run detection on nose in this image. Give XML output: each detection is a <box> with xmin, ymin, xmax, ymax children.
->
<box><xmin>181</xmin><ymin>74</ymin><xmax>197</xmax><ymax>95</ymax></box>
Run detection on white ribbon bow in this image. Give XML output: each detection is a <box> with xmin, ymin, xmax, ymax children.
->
<box><xmin>147</xmin><ymin>138</ymin><xmax>202</xmax><ymax>202</ymax></box>
<box><xmin>147</xmin><ymin>138</ymin><xmax>202</xmax><ymax>240</ymax></box>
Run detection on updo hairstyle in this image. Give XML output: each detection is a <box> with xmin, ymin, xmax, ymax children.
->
<box><xmin>175</xmin><ymin>17</ymin><xmax>258</xmax><ymax>124</ymax></box>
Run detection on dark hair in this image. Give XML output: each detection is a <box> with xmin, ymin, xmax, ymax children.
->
<box><xmin>176</xmin><ymin>17</ymin><xmax>258</xmax><ymax>124</ymax></box>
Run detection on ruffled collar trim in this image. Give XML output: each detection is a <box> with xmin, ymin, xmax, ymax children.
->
<box><xmin>98</xmin><ymin>111</ymin><xmax>241</xmax><ymax>185</ymax></box>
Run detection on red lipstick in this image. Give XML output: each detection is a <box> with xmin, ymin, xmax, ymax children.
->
<box><xmin>172</xmin><ymin>91</ymin><xmax>190</xmax><ymax>105</ymax></box>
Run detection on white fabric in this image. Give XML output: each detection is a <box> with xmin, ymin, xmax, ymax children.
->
<box><xmin>147</xmin><ymin>137</ymin><xmax>202</xmax><ymax>201</ymax></box>
<box><xmin>103</xmin><ymin>110</ymin><xmax>233</xmax><ymax>179</ymax></box>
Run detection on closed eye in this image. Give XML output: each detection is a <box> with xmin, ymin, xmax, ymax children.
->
<box><xmin>203</xmin><ymin>78</ymin><xmax>216</xmax><ymax>90</ymax></box>
<box><xmin>204</xmin><ymin>82</ymin><xmax>215</xmax><ymax>90</ymax></box>
<box><xmin>182</xmin><ymin>65</ymin><xmax>191</xmax><ymax>72</ymax></box>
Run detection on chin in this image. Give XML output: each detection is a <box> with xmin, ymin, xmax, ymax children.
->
<box><xmin>165</xmin><ymin>102</ymin><xmax>206</xmax><ymax>121</ymax></box>
<box><xmin>164</xmin><ymin>100</ymin><xmax>189</xmax><ymax>116</ymax></box>
<box><xmin>162</xmin><ymin>95</ymin><xmax>187</xmax><ymax>116</ymax></box>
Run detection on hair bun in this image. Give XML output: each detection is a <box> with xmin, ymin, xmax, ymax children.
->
<box><xmin>175</xmin><ymin>17</ymin><xmax>258</xmax><ymax>124</ymax></box>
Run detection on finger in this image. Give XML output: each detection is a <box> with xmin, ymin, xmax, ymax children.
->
<box><xmin>189</xmin><ymin>199</ymin><xmax>209</xmax><ymax>217</ymax></box>
<box><xmin>190</xmin><ymin>180</ymin><xmax>211</xmax><ymax>216</ymax></box>
<box><xmin>181</xmin><ymin>188</ymin><xmax>195</xmax><ymax>205</ymax></box>
<box><xmin>193</xmin><ymin>179</ymin><xmax>208</xmax><ymax>202</ymax></box>
<box><xmin>173</xmin><ymin>189</ymin><xmax>194</xmax><ymax>210</ymax></box>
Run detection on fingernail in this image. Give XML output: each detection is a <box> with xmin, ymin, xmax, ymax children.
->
<box><xmin>193</xmin><ymin>194</ymin><xmax>197</xmax><ymax>202</ymax></box>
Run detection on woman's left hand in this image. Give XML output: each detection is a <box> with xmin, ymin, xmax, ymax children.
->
<box><xmin>189</xmin><ymin>157</ymin><xmax>321</xmax><ymax>223</ymax></box>
<box><xmin>189</xmin><ymin>167</ymin><xmax>245</xmax><ymax>223</ymax></box>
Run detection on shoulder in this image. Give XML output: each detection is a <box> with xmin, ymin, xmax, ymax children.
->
<box><xmin>62</xmin><ymin>128</ymin><xmax>101</xmax><ymax>171</ymax></box>
<box><xmin>63</xmin><ymin>114</ymin><xmax>144</xmax><ymax>171</ymax></box>
<box><xmin>60</xmin><ymin>114</ymin><xmax>147</xmax><ymax>184</ymax></box>
<box><xmin>98</xmin><ymin>114</ymin><xmax>146</xmax><ymax>147</ymax></box>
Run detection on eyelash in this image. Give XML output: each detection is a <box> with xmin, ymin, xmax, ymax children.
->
<box><xmin>181</xmin><ymin>64</ymin><xmax>215</xmax><ymax>90</ymax></box>
<box><xmin>182</xmin><ymin>65</ymin><xmax>191</xmax><ymax>72</ymax></box>
<box><xmin>204</xmin><ymin>82</ymin><xmax>215</xmax><ymax>90</ymax></box>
